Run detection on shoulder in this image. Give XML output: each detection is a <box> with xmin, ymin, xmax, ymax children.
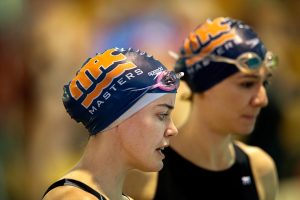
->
<box><xmin>123</xmin><ymin>170</ymin><xmax>158</xmax><ymax>200</ymax></box>
<box><xmin>235</xmin><ymin>140</ymin><xmax>279</xmax><ymax>199</ymax></box>
<box><xmin>42</xmin><ymin>185</ymin><xmax>98</xmax><ymax>200</ymax></box>
<box><xmin>235</xmin><ymin>141</ymin><xmax>276</xmax><ymax>174</ymax></box>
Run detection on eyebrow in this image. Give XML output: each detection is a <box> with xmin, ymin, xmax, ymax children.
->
<box><xmin>240</xmin><ymin>72</ymin><xmax>273</xmax><ymax>80</ymax></box>
<box><xmin>156</xmin><ymin>104</ymin><xmax>174</xmax><ymax>110</ymax></box>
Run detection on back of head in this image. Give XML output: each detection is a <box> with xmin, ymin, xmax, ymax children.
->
<box><xmin>175</xmin><ymin>17</ymin><xmax>272</xmax><ymax>92</ymax></box>
<box><xmin>63</xmin><ymin>48</ymin><xmax>183</xmax><ymax>135</ymax></box>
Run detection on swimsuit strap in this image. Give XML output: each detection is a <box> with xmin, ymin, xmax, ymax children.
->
<box><xmin>233</xmin><ymin>144</ymin><xmax>259</xmax><ymax>200</ymax></box>
<box><xmin>42</xmin><ymin>178</ymin><xmax>105</xmax><ymax>200</ymax></box>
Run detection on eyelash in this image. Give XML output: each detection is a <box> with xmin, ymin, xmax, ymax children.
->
<box><xmin>240</xmin><ymin>81</ymin><xmax>255</xmax><ymax>88</ymax></box>
<box><xmin>240</xmin><ymin>79</ymin><xmax>270</xmax><ymax>89</ymax></box>
<box><xmin>158</xmin><ymin>113</ymin><xmax>170</xmax><ymax>121</ymax></box>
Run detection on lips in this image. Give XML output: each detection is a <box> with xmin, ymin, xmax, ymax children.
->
<box><xmin>241</xmin><ymin>113</ymin><xmax>259</xmax><ymax>125</ymax></box>
<box><xmin>243</xmin><ymin>115</ymin><xmax>256</xmax><ymax>120</ymax></box>
<box><xmin>243</xmin><ymin>110</ymin><xmax>259</xmax><ymax>120</ymax></box>
<box><xmin>156</xmin><ymin>144</ymin><xmax>169</xmax><ymax>158</ymax></box>
<box><xmin>157</xmin><ymin>149</ymin><xmax>165</xmax><ymax>159</ymax></box>
<box><xmin>156</xmin><ymin>146</ymin><xmax>166</xmax><ymax>153</ymax></box>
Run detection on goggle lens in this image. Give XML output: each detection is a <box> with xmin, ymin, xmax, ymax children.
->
<box><xmin>210</xmin><ymin>51</ymin><xmax>277</xmax><ymax>73</ymax></box>
<box><xmin>265</xmin><ymin>52</ymin><xmax>278</xmax><ymax>69</ymax></box>
<box><xmin>242</xmin><ymin>56</ymin><xmax>261</xmax><ymax>70</ymax></box>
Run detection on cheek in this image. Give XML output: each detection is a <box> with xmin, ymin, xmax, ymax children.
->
<box><xmin>120</xmin><ymin>120</ymin><xmax>164</xmax><ymax>170</ymax></box>
<box><xmin>135</xmin><ymin>120</ymin><xmax>162</xmax><ymax>147</ymax></box>
<box><xmin>217</xmin><ymin>90</ymin><xmax>248</xmax><ymax>114</ymax></box>
<box><xmin>122</xmin><ymin>118</ymin><xmax>158</xmax><ymax>151</ymax></box>
<box><xmin>206</xmin><ymin>95</ymin><xmax>240</xmax><ymax>129</ymax></box>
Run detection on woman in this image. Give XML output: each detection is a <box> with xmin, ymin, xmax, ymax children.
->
<box><xmin>42</xmin><ymin>47</ymin><xmax>183</xmax><ymax>200</ymax></box>
<box><xmin>124</xmin><ymin>17</ymin><xmax>279</xmax><ymax>200</ymax></box>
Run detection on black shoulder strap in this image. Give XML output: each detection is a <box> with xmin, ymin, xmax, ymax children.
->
<box><xmin>234</xmin><ymin>144</ymin><xmax>248</xmax><ymax>164</ymax></box>
<box><xmin>234</xmin><ymin>144</ymin><xmax>259</xmax><ymax>200</ymax></box>
<box><xmin>42</xmin><ymin>178</ymin><xmax>105</xmax><ymax>200</ymax></box>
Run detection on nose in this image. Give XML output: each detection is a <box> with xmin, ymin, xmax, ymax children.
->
<box><xmin>251</xmin><ymin>85</ymin><xmax>269</xmax><ymax>107</ymax></box>
<box><xmin>165</xmin><ymin>119</ymin><xmax>178</xmax><ymax>137</ymax></box>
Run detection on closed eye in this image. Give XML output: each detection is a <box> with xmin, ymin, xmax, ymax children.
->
<box><xmin>156</xmin><ymin>103</ymin><xmax>174</xmax><ymax>121</ymax></box>
<box><xmin>158</xmin><ymin>113</ymin><xmax>170</xmax><ymax>121</ymax></box>
<box><xmin>240</xmin><ymin>81</ymin><xmax>255</xmax><ymax>89</ymax></box>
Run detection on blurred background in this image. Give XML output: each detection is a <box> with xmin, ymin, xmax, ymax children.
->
<box><xmin>0</xmin><ymin>0</ymin><xmax>299</xmax><ymax>199</ymax></box>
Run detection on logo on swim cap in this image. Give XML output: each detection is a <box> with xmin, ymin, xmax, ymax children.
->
<box><xmin>175</xmin><ymin>17</ymin><xmax>268</xmax><ymax>92</ymax></box>
<box><xmin>68</xmin><ymin>48</ymin><xmax>138</xmax><ymax>109</ymax></box>
<box><xmin>182</xmin><ymin>17</ymin><xmax>239</xmax><ymax>67</ymax></box>
<box><xmin>63</xmin><ymin>48</ymin><xmax>181</xmax><ymax>134</ymax></box>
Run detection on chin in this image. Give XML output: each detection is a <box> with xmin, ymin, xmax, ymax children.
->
<box><xmin>156</xmin><ymin>162</ymin><xmax>164</xmax><ymax>171</ymax></box>
<box><xmin>239</xmin><ymin>126</ymin><xmax>255</xmax><ymax>135</ymax></box>
<box><xmin>138</xmin><ymin>161</ymin><xmax>164</xmax><ymax>172</ymax></box>
<box><xmin>237</xmin><ymin>120</ymin><xmax>256</xmax><ymax>134</ymax></box>
<box><xmin>150</xmin><ymin>161</ymin><xmax>164</xmax><ymax>172</ymax></box>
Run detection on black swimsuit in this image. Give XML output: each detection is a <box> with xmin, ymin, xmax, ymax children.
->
<box><xmin>42</xmin><ymin>178</ymin><xmax>129</xmax><ymax>200</ymax></box>
<box><xmin>154</xmin><ymin>144</ymin><xmax>259</xmax><ymax>200</ymax></box>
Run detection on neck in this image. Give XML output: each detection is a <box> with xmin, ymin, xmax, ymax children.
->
<box><xmin>171</xmin><ymin>101</ymin><xmax>235</xmax><ymax>171</ymax></box>
<box><xmin>65</xmin><ymin>133</ymin><xmax>127</xmax><ymax>200</ymax></box>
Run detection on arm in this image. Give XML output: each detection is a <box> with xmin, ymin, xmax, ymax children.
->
<box><xmin>123</xmin><ymin>170</ymin><xmax>158</xmax><ymax>200</ymax></box>
<box><xmin>236</xmin><ymin>141</ymin><xmax>279</xmax><ymax>200</ymax></box>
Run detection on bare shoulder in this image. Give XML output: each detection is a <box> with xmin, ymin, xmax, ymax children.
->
<box><xmin>235</xmin><ymin>140</ymin><xmax>279</xmax><ymax>200</ymax></box>
<box><xmin>235</xmin><ymin>141</ymin><xmax>276</xmax><ymax>173</ymax></box>
<box><xmin>42</xmin><ymin>185</ymin><xmax>97</xmax><ymax>200</ymax></box>
<box><xmin>123</xmin><ymin>170</ymin><xmax>158</xmax><ymax>200</ymax></box>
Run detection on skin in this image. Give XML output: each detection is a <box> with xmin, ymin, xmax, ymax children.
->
<box><xmin>43</xmin><ymin>93</ymin><xmax>178</xmax><ymax>200</ymax></box>
<box><xmin>123</xmin><ymin>67</ymin><xmax>279</xmax><ymax>200</ymax></box>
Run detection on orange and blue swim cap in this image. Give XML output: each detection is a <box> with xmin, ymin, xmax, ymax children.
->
<box><xmin>63</xmin><ymin>48</ymin><xmax>183</xmax><ymax>135</ymax></box>
<box><xmin>175</xmin><ymin>17</ymin><xmax>271</xmax><ymax>92</ymax></box>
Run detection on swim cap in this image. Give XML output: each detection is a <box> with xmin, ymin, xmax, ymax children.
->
<box><xmin>63</xmin><ymin>48</ymin><xmax>182</xmax><ymax>135</ymax></box>
<box><xmin>175</xmin><ymin>17</ymin><xmax>268</xmax><ymax>92</ymax></box>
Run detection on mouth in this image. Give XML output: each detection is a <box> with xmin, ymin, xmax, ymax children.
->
<box><xmin>242</xmin><ymin>114</ymin><xmax>258</xmax><ymax>123</ymax></box>
<box><xmin>156</xmin><ymin>145</ymin><xmax>168</xmax><ymax>158</ymax></box>
<box><xmin>243</xmin><ymin>115</ymin><xmax>255</xmax><ymax>119</ymax></box>
<box><xmin>156</xmin><ymin>146</ymin><xmax>166</xmax><ymax>152</ymax></box>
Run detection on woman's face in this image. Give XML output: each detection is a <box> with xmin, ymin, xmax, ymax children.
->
<box><xmin>200</xmin><ymin>67</ymin><xmax>271</xmax><ymax>136</ymax></box>
<box><xmin>117</xmin><ymin>93</ymin><xmax>178</xmax><ymax>171</ymax></box>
